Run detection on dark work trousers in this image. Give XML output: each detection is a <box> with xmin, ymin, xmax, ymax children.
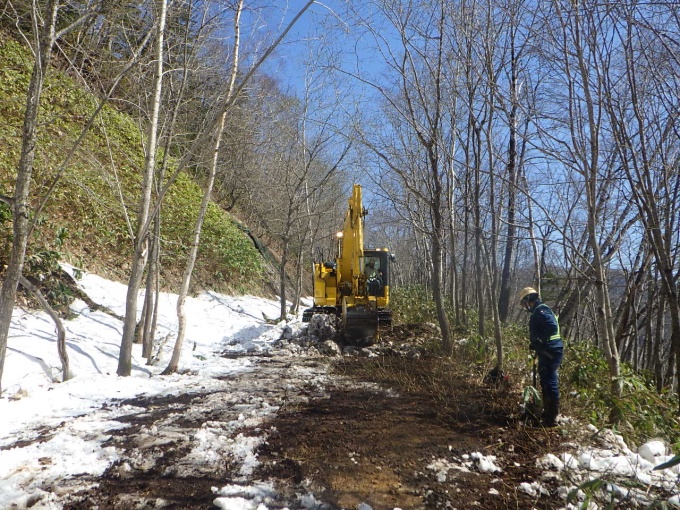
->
<box><xmin>538</xmin><ymin>345</ymin><xmax>563</xmax><ymax>403</ymax></box>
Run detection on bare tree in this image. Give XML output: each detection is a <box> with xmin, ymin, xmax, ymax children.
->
<box><xmin>117</xmin><ymin>0</ymin><xmax>168</xmax><ymax>376</ymax></box>
<box><xmin>162</xmin><ymin>0</ymin><xmax>244</xmax><ymax>375</ymax></box>
<box><xmin>244</xmin><ymin>59</ymin><xmax>351</xmax><ymax>321</ymax></box>
<box><xmin>0</xmin><ymin>0</ymin><xmax>104</xmax><ymax>394</ymax></box>
<box><xmin>496</xmin><ymin>0</ymin><xmax>539</xmax><ymax>323</ymax></box>
<box><xmin>532</xmin><ymin>0</ymin><xmax>636</xmax><ymax>421</ymax></box>
<box><xmin>603</xmin><ymin>2</ymin><xmax>680</xmax><ymax>408</ymax></box>
<box><xmin>347</xmin><ymin>0</ymin><xmax>455</xmax><ymax>353</ymax></box>
<box><xmin>159</xmin><ymin>0</ymin><xmax>316</xmax><ymax>374</ymax></box>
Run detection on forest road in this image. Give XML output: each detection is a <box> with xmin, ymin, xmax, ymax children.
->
<box><xmin>34</xmin><ymin>349</ymin><xmax>563</xmax><ymax>510</ymax></box>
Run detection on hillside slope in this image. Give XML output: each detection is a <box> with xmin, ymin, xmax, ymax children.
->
<box><xmin>0</xmin><ymin>33</ymin><xmax>268</xmax><ymax>296</ymax></box>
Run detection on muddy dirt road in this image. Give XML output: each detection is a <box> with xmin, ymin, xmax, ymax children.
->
<box><xmin>48</xmin><ymin>343</ymin><xmax>566</xmax><ymax>510</ymax></box>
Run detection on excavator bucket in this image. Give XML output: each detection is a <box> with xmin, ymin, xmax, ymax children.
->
<box><xmin>342</xmin><ymin>302</ymin><xmax>379</xmax><ymax>345</ymax></box>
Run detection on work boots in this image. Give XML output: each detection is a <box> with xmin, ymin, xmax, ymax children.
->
<box><xmin>542</xmin><ymin>398</ymin><xmax>559</xmax><ymax>427</ymax></box>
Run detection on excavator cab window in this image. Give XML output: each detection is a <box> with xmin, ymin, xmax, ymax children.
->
<box><xmin>364</xmin><ymin>252</ymin><xmax>387</xmax><ymax>297</ymax></box>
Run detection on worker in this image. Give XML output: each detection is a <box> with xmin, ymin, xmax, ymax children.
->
<box><xmin>365</xmin><ymin>259</ymin><xmax>382</xmax><ymax>296</ymax></box>
<box><xmin>365</xmin><ymin>259</ymin><xmax>377</xmax><ymax>277</ymax></box>
<box><xmin>518</xmin><ymin>287</ymin><xmax>563</xmax><ymax>427</ymax></box>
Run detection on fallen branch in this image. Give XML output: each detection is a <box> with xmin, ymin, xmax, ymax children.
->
<box><xmin>18</xmin><ymin>275</ymin><xmax>70</xmax><ymax>382</ymax></box>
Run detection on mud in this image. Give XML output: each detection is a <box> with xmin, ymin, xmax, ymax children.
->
<box><xmin>44</xmin><ymin>343</ymin><xmax>570</xmax><ymax>510</ymax></box>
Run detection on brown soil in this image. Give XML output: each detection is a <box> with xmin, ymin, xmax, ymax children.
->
<box><xmin>52</xmin><ymin>326</ymin><xmax>571</xmax><ymax>510</ymax></box>
<box><xmin>256</xmin><ymin>355</ymin><xmax>565</xmax><ymax>510</ymax></box>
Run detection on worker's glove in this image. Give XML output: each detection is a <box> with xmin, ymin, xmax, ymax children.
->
<box><xmin>529</xmin><ymin>339</ymin><xmax>543</xmax><ymax>351</ymax></box>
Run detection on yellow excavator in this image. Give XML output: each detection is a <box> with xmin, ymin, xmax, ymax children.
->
<box><xmin>302</xmin><ymin>184</ymin><xmax>393</xmax><ymax>344</ymax></box>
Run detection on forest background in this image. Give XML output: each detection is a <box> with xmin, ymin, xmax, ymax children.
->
<box><xmin>1</xmin><ymin>0</ymin><xmax>680</xmax><ymax>447</ymax></box>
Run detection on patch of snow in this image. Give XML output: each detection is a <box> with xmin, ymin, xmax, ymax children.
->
<box><xmin>518</xmin><ymin>481</ymin><xmax>548</xmax><ymax>497</ymax></box>
<box><xmin>470</xmin><ymin>452</ymin><xmax>502</xmax><ymax>473</ymax></box>
<box><xmin>536</xmin><ymin>453</ymin><xmax>564</xmax><ymax>471</ymax></box>
<box><xmin>639</xmin><ymin>440</ymin><xmax>668</xmax><ymax>463</ymax></box>
<box><xmin>212</xmin><ymin>482</ymin><xmax>276</xmax><ymax>510</ymax></box>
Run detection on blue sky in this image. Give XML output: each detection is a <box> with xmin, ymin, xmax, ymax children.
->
<box><xmin>259</xmin><ymin>1</ymin><xmax>387</xmax><ymax>101</ymax></box>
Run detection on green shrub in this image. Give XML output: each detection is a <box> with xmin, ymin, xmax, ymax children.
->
<box><xmin>561</xmin><ymin>342</ymin><xmax>680</xmax><ymax>445</ymax></box>
<box><xmin>390</xmin><ymin>285</ymin><xmax>438</xmax><ymax>325</ymax></box>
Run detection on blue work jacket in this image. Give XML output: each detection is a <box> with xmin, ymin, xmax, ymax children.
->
<box><xmin>529</xmin><ymin>300</ymin><xmax>563</xmax><ymax>351</ymax></box>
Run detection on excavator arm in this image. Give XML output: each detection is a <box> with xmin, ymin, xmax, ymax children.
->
<box><xmin>337</xmin><ymin>184</ymin><xmax>366</xmax><ymax>300</ymax></box>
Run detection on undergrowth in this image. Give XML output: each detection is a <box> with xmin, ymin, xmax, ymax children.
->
<box><xmin>0</xmin><ymin>33</ymin><xmax>264</xmax><ymax>295</ymax></box>
<box><xmin>390</xmin><ymin>285</ymin><xmax>680</xmax><ymax>449</ymax></box>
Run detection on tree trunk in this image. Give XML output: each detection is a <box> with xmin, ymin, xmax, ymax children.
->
<box><xmin>279</xmin><ymin>234</ymin><xmax>289</xmax><ymax>320</ymax></box>
<box><xmin>498</xmin><ymin>40</ymin><xmax>519</xmax><ymax>324</ymax></box>
<box><xmin>19</xmin><ymin>276</ymin><xmax>69</xmax><ymax>382</ymax></box>
<box><xmin>427</xmin><ymin>134</ymin><xmax>452</xmax><ymax>351</ymax></box>
<box><xmin>449</xmin><ymin>217</ymin><xmax>460</xmax><ymax>326</ymax></box>
<box><xmin>118</xmin><ymin>0</ymin><xmax>167</xmax><ymax>376</ymax></box>
<box><xmin>289</xmin><ymin>237</ymin><xmax>305</xmax><ymax>316</ymax></box>
<box><xmin>653</xmin><ymin>289</ymin><xmax>666</xmax><ymax>391</ymax></box>
<box><xmin>141</xmin><ymin>236</ymin><xmax>157</xmax><ymax>361</ymax></box>
<box><xmin>432</xmin><ymin>233</ymin><xmax>452</xmax><ymax>354</ymax></box>
<box><xmin>473</xmin><ymin>126</ymin><xmax>485</xmax><ymax>339</ymax></box>
<box><xmin>0</xmin><ymin>1</ymin><xmax>59</xmax><ymax>394</ymax></box>
<box><xmin>520</xmin><ymin>171</ymin><xmax>541</xmax><ymax>296</ymax></box>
